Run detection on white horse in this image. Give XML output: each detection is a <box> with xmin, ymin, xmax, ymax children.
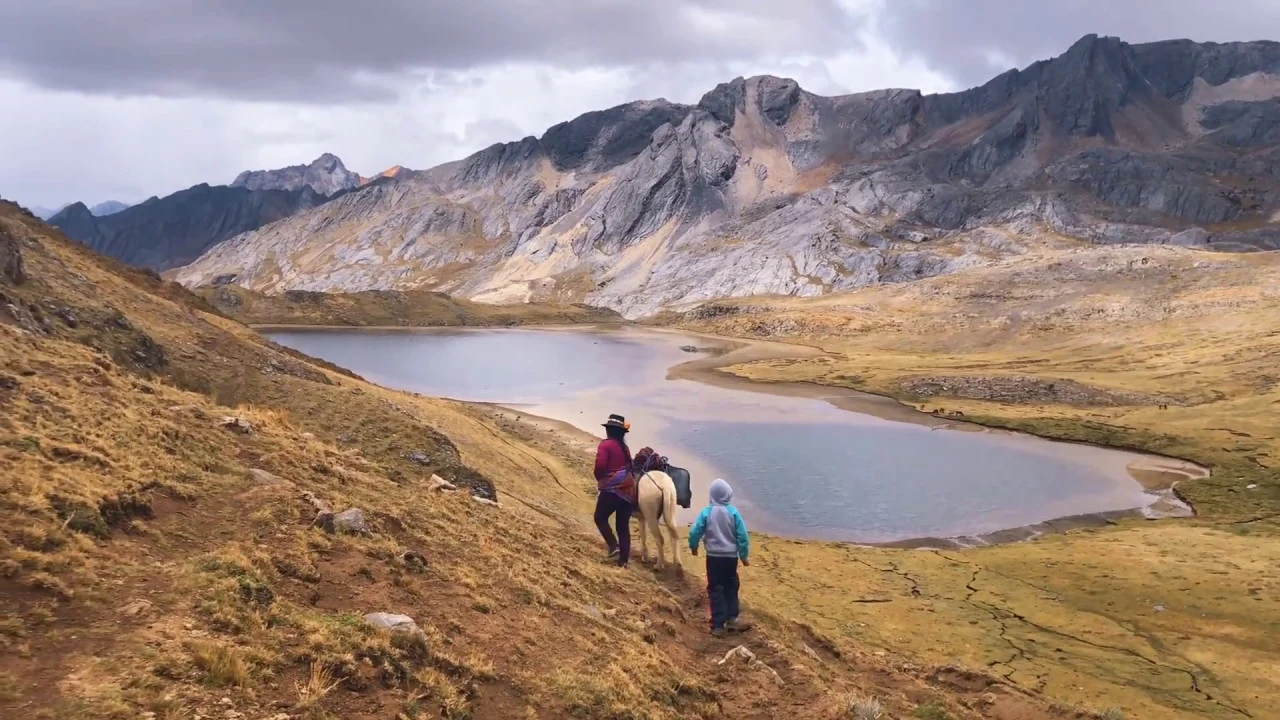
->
<box><xmin>635</xmin><ymin>470</ymin><xmax>681</xmax><ymax>569</ymax></box>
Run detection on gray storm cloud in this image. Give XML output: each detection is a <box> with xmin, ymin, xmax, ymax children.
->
<box><xmin>877</xmin><ymin>0</ymin><xmax>1280</xmax><ymax>85</ymax></box>
<box><xmin>0</xmin><ymin>0</ymin><xmax>861</xmax><ymax>102</ymax></box>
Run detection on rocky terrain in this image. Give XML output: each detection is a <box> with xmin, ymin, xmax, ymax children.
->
<box><xmin>199</xmin><ymin>284</ymin><xmax>621</xmax><ymax>327</ymax></box>
<box><xmin>1</xmin><ymin>201</ymin><xmax>1114</xmax><ymax>720</ymax></box>
<box><xmin>232</xmin><ymin>152</ymin><xmax>363</xmax><ymax>196</ymax></box>
<box><xmin>175</xmin><ymin>34</ymin><xmax>1280</xmax><ymax>316</ymax></box>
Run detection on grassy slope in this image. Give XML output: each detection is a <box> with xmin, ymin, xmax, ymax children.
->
<box><xmin>195</xmin><ymin>284</ymin><xmax>622</xmax><ymax>328</ymax></box>
<box><xmin>0</xmin><ymin>204</ymin><xmax>1076</xmax><ymax>719</ymax></box>
<box><xmin>666</xmin><ymin>242</ymin><xmax>1280</xmax><ymax>720</ymax></box>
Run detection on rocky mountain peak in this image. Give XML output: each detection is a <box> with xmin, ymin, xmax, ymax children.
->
<box><xmin>231</xmin><ymin>154</ymin><xmax>362</xmax><ymax>196</ymax></box>
<box><xmin>538</xmin><ymin>98</ymin><xmax>691</xmax><ymax>173</ymax></box>
<box><xmin>160</xmin><ymin>36</ymin><xmax>1280</xmax><ymax>316</ymax></box>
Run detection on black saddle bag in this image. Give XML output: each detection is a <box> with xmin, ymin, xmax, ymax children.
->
<box><xmin>667</xmin><ymin>465</ymin><xmax>693</xmax><ymax>509</ymax></box>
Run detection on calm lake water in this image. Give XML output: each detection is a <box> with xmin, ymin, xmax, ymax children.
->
<box><xmin>265</xmin><ymin>327</ymin><xmax>1163</xmax><ymax>543</ymax></box>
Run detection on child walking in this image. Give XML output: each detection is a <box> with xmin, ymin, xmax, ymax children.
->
<box><xmin>688</xmin><ymin>478</ymin><xmax>752</xmax><ymax>637</ymax></box>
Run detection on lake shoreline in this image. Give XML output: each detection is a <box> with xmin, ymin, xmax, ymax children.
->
<box><xmin>262</xmin><ymin>323</ymin><xmax>1208</xmax><ymax>546</ymax></box>
<box><xmin>467</xmin><ymin>399</ymin><xmax>1196</xmax><ymax>550</ymax></box>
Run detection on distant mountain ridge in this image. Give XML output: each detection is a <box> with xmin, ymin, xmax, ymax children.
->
<box><xmin>89</xmin><ymin>200</ymin><xmax>129</xmax><ymax>216</ymax></box>
<box><xmin>175</xmin><ymin>36</ymin><xmax>1280</xmax><ymax>314</ymax></box>
<box><xmin>49</xmin><ymin>183</ymin><xmax>331</xmax><ymax>271</ymax></box>
<box><xmin>232</xmin><ymin>153</ymin><xmax>362</xmax><ymax>195</ymax></box>
<box><xmin>48</xmin><ymin>155</ymin><xmax>368</xmax><ymax>271</ymax></box>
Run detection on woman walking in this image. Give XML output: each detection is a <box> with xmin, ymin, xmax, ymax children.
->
<box><xmin>594</xmin><ymin>414</ymin><xmax>635</xmax><ymax>567</ymax></box>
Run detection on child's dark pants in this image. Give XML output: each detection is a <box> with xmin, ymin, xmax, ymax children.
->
<box><xmin>705</xmin><ymin>556</ymin><xmax>740</xmax><ymax>629</ymax></box>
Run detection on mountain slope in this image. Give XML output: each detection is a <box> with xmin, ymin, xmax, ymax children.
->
<box><xmin>89</xmin><ymin>200</ymin><xmax>129</xmax><ymax>216</ymax></box>
<box><xmin>232</xmin><ymin>152</ymin><xmax>362</xmax><ymax>195</ymax></box>
<box><xmin>50</xmin><ymin>183</ymin><xmax>330</xmax><ymax>271</ymax></box>
<box><xmin>176</xmin><ymin>34</ymin><xmax>1280</xmax><ymax>316</ymax></box>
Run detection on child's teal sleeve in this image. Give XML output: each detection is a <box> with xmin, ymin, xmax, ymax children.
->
<box><xmin>688</xmin><ymin>508</ymin><xmax>710</xmax><ymax>551</ymax></box>
<box><xmin>732</xmin><ymin>508</ymin><xmax>750</xmax><ymax>561</ymax></box>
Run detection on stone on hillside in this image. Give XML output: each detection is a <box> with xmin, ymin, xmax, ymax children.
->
<box><xmin>364</xmin><ymin>612</ymin><xmax>426</xmax><ymax>638</ymax></box>
<box><xmin>331</xmin><ymin>508</ymin><xmax>370</xmax><ymax>534</ymax></box>
<box><xmin>120</xmin><ymin>599</ymin><xmax>153</xmax><ymax>617</ymax></box>
<box><xmin>471</xmin><ymin>496</ymin><xmax>499</xmax><ymax>508</ymax></box>
<box><xmin>248</xmin><ymin>468</ymin><xmax>287</xmax><ymax>486</ymax></box>
<box><xmin>218</xmin><ymin>416</ymin><xmax>253</xmax><ymax>434</ymax></box>
<box><xmin>407</xmin><ymin>451</ymin><xmax>431</xmax><ymax>466</ymax></box>
<box><xmin>0</xmin><ymin>231</ymin><xmax>25</xmax><ymax>285</ymax></box>
<box><xmin>428</xmin><ymin>475</ymin><xmax>457</xmax><ymax>492</ymax></box>
<box><xmin>719</xmin><ymin>644</ymin><xmax>785</xmax><ymax>685</ymax></box>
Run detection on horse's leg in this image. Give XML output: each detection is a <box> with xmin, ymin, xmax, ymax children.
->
<box><xmin>652</xmin><ymin>512</ymin><xmax>665</xmax><ymax>570</ymax></box>
<box><xmin>665</xmin><ymin>501</ymin><xmax>680</xmax><ymax>567</ymax></box>
<box><xmin>636</xmin><ymin>505</ymin><xmax>650</xmax><ymax>563</ymax></box>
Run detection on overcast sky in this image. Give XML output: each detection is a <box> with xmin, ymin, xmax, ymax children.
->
<box><xmin>2</xmin><ymin>0</ymin><xmax>1278</xmax><ymax>210</ymax></box>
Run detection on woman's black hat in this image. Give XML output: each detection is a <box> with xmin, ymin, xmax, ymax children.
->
<box><xmin>603</xmin><ymin>414</ymin><xmax>629</xmax><ymax>432</ymax></box>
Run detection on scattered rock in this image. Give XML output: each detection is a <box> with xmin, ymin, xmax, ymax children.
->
<box><xmin>364</xmin><ymin>612</ymin><xmax>426</xmax><ymax>638</ymax></box>
<box><xmin>900</xmin><ymin>374</ymin><xmax>1169</xmax><ymax>407</ymax></box>
<box><xmin>406</xmin><ymin>451</ymin><xmax>431</xmax><ymax>466</ymax></box>
<box><xmin>1154</xmin><ymin>604</ymin><xmax>1166</xmax><ymax>612</ymax></box>
<box><xmin>401</xmin><ymin>551</ymin><xmax>428</xmax><ymax>570</ymax></box>
<box><xmin>428</xmin><ymin>475</ymin><xmax>457</xmax><ymax>492</ymax></box>
<box><xmin>218</xmin><ymin>416</ymin><xmax>254</xmax><ymax>434</ymax></box>
<box><xmin>0</xmin><ymin>231</ymin><xmax>25</xmax><ymax>285</ymax></box>
<box><xmin>248</xmin><ymin>468</ymin><xmax>287</xmax><ymax>486</ymax></box>
<box><xmin>331</xmin><ymin>508</ymin><xmax>370</xmax><ymax>535</ymax></box>
<box><xmin>718</xmin><ymin>645</ymin><xmax>784</xmax><ymax>685</ymax></box>
<box><xmin>1246</xmin><ymin>483</ymin><xmax>1259</xmax><ymax>489</ymax></box>
<box><xmin>0</xmin><ymin>373</ymin><xmax>19</xmax><ymax>390</ymax></box>
<box><xmin>301</xmin><ymin>432</ymin><xmax>315</xmax><ymax>440</ymax></box>
<box><xmin>55</xmin><ymin>307</ymin><xmax>78</xmax><ymax>327</ymax></box>
<box><xmin>802</xmin><ymin>644</ymin><xmax>822</xmax><ymax>663</ymax></box>
<box><xmin>471</xmin><ymin>496</ymin><xmax>499</xmax><ymax>508</ymax></box>
<box><xmin>680</xmin><ymin>345</ymin><xmax>701</xmax><ymax>353</ymax></box>
<box><xmin>120</xmin><ymin>599</ymin><xmax>153</xmax><ymax>617</ymax></box>
<box><xmin>300</xmin><ymin>490</ymin><xmax>330</xmax><ymax>512</ymax></box>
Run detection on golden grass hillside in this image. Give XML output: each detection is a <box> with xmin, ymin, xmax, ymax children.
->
<box><xmin>0</xmin><ymin>203</ymin><xmax>1078</xmax><ymax>719</ymax></box>
<box><xmin>661</xmin><ymin>240</ymin><xmax>1280</xmax><ymax>720</ymax></box>
<box><xmin>195</xmin><ymin>284</ymin><xmax>621</xmax><ymax>328</ymax></box>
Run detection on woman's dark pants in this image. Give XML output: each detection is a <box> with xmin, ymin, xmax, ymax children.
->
<box><xmin>706</xmin><ymin>556</ymin><xmax>741</xmax><ymax>630</ymax></box>
<box><xmin>594</xmin><ymin>492</ymin><xmax>633</xmax><ymax>565</ymax></box>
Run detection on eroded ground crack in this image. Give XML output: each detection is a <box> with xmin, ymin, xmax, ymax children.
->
<box><xmin>849</xmin><ymin>558</ymin><xmax>922</xmax><ymax>597</ymax></box>
<box><xmin>934</xmin><ymin>552</ymin><xmax>1252</xmax><ymax>716</ymax></box>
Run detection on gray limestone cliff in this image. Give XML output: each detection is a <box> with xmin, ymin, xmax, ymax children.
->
<box><xmin>176</xmin><ymin>35</ymin><xmax>1280</xmax><ymax>315</ymax></box>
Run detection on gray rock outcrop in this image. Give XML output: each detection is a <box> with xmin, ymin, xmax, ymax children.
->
<box><xmin>232</xmin><ymin>153</ymin><xmax>363</xmax><ymax>196</ymax></box>
<box><xmin>173</xmin><ymin>34</ymin><xmax>1280</xmax><ymax>316</ymax></box>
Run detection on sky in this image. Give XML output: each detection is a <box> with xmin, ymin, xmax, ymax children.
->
<box><xmin>2</xmin><ymin>0</ymin><xmax>1278</xmax><ymax>210</ymax></box>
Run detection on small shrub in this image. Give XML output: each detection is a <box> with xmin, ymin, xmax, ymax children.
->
<box><xmin>914</xmin><ymin>702</ymin><xmax>953</xmax><ymax>720</ymax></box>
<box><xmin>848</xmin><ymin>695</ymin><xmax>883</xmax><ymax>720</ymax></box>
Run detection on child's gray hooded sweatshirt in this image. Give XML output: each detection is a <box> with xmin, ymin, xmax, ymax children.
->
<box><xmin>688</xmin><ymin>478</ymin><xmax>750</xmax><ymax>560</ymax></box>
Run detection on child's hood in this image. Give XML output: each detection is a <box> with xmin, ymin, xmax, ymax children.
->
<box><xmin>709</xmin><ymin>478</ymin><xmax>733</xmax><ymax>506</ymax></box>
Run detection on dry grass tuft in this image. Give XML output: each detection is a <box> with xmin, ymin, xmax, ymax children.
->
<box><xmin>294</xmin><ymin>661</ymin><xmax>343</xmax><ymax>707</ymax></box>
<box><xmin>847</xmin><ymin>695</ymin><xmax>883</xmax><ymax>720</ymax></box>
<box><xmin>188</xmin><ymin>641</ymin><xmax>251</xmax><ymax>687</ymax></box>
